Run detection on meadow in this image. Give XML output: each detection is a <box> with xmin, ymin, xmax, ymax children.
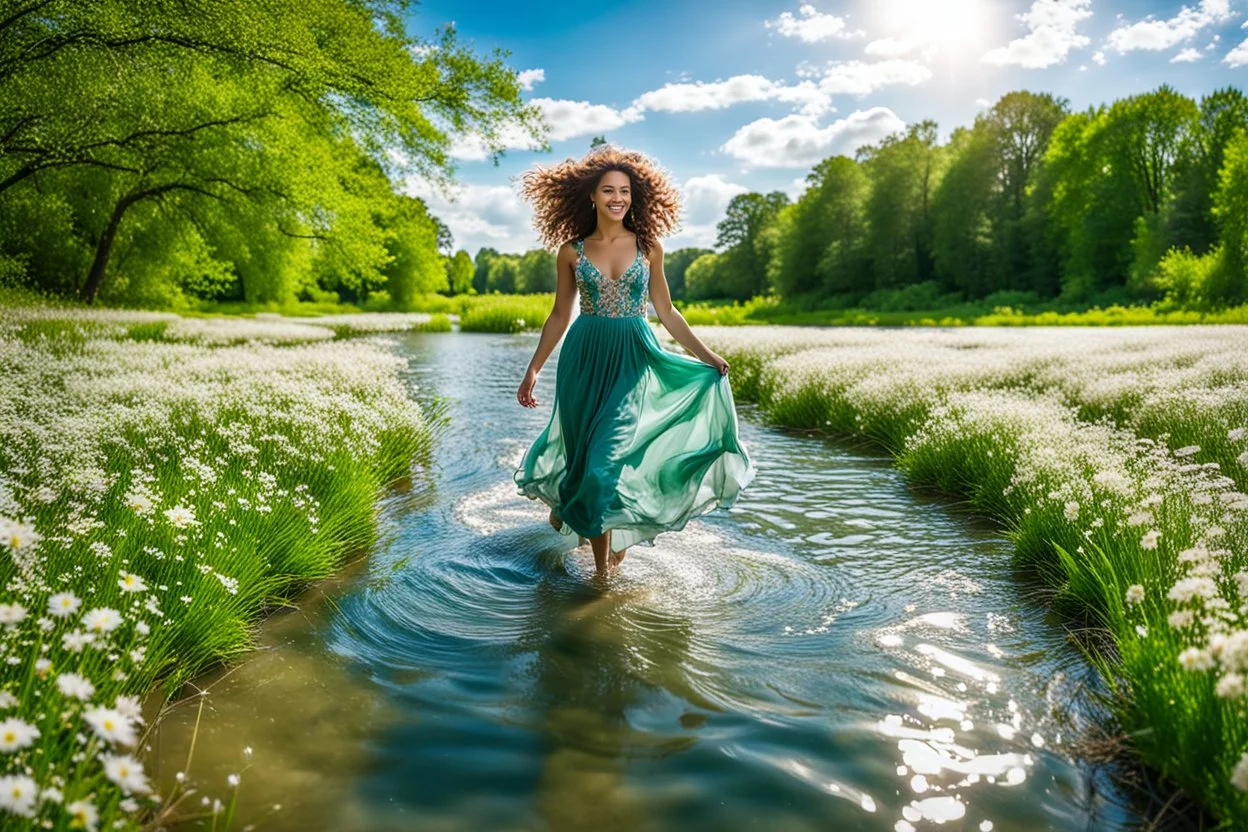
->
<box><xmin>0</xmin><ymin>303</ymin><xmax>437</xmax><ymax>829</ymax></box>
<box><xmin>4</xmin><ymin>298</ymin><xmax>1248</xmax><ymax>828</ymax></box>
<box><xmin>657</xmin><ymin>324</ymin><xmax>1248</xmax><ymax>827</ymax></box>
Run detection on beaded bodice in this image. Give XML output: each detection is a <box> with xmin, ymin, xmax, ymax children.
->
<box><xmin>573</xmin><ymin>237</ymin><xmax>649</xmax><ymax>318</ymax></box>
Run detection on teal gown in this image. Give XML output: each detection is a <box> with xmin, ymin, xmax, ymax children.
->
<box><xmin>514</xmin><ymin>236</ymin><xmax>756</xmax><ymax>554</ymax></box>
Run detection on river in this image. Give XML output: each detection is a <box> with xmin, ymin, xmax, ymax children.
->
<box><xmin>146</xmin><ymin>327</ymin><xmax>1146</xmax><ymax>831</ymax></box>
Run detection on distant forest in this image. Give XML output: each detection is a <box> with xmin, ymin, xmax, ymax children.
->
<box><xmin>476</xmin><ymin>86</ymin><xmax>1248</xmax><ymax>312</ymax></box>
<box><xmin>1</xmin><ymin>3</ymin><xmax>1243</xmax><ymax>311</ymax></box>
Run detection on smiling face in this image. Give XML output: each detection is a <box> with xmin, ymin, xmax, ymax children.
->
<box><xmin>593</xmin><ymin>169</ymin><xmax>631</xmax><ymax>221</ymax></box>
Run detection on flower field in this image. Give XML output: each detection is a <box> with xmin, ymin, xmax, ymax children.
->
<box><xmin>0</xmin><ymin>305</ymin><xmax>436</xmax><ymax>828</ymax></box>
<box><xmin>668</xmin><ymin>324</ymin><xmax>1248</xmax><ymax>826</ymax></box>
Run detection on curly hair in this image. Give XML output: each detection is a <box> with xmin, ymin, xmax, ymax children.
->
<box><xmin>519</xmin><ymin>144</ymin><xmax>682</xmax><ymax>256</ymax></box>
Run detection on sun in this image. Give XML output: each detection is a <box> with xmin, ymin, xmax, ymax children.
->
<box><xmin>875</xmin><ymin>0</ymin><xmax>992</xmax><ymax>55</ymax></box>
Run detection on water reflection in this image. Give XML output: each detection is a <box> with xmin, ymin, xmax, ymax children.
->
<box><xmin>145</xmin><ymin>329</ymin><xmax>1149</xmax><ymax>831</ymax></box>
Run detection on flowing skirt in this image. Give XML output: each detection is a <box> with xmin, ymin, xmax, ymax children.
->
<box><xmin>514</xmin><ymin>313</ymin><xmax>756</xmax><ymax>554</ymax></box>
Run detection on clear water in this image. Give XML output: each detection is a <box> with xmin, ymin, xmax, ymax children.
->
<box><xmin>147</xmin><ymin>329</ymin><xmax>1143</xmax><ymax>831</ymax></box>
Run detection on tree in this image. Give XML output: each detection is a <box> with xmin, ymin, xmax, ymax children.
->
<box><xmin>517</xmin><ymin>248</ymin><xmax>557</xmax><ymax>293</ymax></box>
<box><xmin>858</xmin><ymin>120</ymin><xmax>943</xmax><ymax>290</ymax></box>
<box><xmin>771</xmin><ymin>156</ymin><xmax>868</xmax><ymax>298</ymax></box>
<box><xmin>713</xmin><ymin>191</ymin><xmax>789</xmax><ymax>299</ymax></box>
<box><xmin>487</xmin><ymin>256</ymin><xmax>519</xmax><ymax>293</ymax></box>
<box><xmin>446</xmin><ymin>250</ymin><xmax>476</xmax><ymax>294</ymax></box>
<box><xmin>0</xmin><ymin>0</ymin><xmax>549</xmax><ymax>304</ymax></box>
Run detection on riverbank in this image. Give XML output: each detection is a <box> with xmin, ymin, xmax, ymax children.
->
<box><xmin>0</xmin><ymin>303</ymin><xmax>438</xmax><ymax>829</ymax></box>
<box><xmin>674</xmin><ymin>324</ymin><xmax>1248</xmax><ymax>828</ymax></box>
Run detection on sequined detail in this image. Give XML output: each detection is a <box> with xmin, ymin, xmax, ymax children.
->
<box><xmin>574</xmin><ymin>237</ymin><xmax>649</xmax><ymax>318</ymax></box>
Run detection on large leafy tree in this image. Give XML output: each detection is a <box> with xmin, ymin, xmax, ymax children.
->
<box><xmin>858</xmin><ymin>120</ymin><xmax>942</xmax><ymax>290</ymax></box>
<box><xmin>0</xmin><ymin>0</ymin><xmax>548</xmax><ymax>304</ymax></box>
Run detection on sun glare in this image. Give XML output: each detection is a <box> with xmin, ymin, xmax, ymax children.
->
<box><xmin>876</xmin><ymin>0</ymin><xmax>991</xmax><ymax>55</ymax></box>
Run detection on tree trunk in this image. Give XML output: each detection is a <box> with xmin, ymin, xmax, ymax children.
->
<box><xmin>79</xmin><ymin>189</ymin><xmax>152</xmax><ymax>304</ymax></box>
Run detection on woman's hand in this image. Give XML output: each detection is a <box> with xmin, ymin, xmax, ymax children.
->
<box><xmin>705</xmin><ymin>351</ymin><xmax>729</xmax><ymax>377</ymax></box>
<box><xmin>517</xmin><ymin>367</ymin><xmax>540</xmax><ymax>407</ymax></box>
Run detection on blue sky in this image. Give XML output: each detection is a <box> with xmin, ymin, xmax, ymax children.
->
<box><xmin>398</xmin><ymin>0</ymin><xmax>1248</xmax><ymax>257</ymax></box>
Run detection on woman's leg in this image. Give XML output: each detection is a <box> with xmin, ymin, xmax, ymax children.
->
<box><xmin>589</xmin><ymin>530</ymin><xmax>610</xmax><ymax>576</ymax></box>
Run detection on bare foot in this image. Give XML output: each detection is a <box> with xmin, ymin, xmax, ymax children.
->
<box><xmin>609</xmin><ymin>548</ymin><xmax>627</xmax><ymax>568</ymax></box>
<box><xmin>549</xmin><ymin>509</ymin><xmax>562</xmax><ymax>532</ymax></box>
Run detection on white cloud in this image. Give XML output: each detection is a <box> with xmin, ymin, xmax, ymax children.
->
<box><xmin>981</xmin><ymin>0</ymin><xmax>1093</xmax><ymax>69</ymax></box>
<box><xmin>515</xmin><ymin>69</ymin><xmax>544</xmax><ymax>91</ymax></box>
<box><xmin>447</xmin><ymin>97</ymin><xmax>644</xmax><ymax>161</ymax></box>
<box><xmin>1226</xmin><ymin>37</ymin><xmax>1248</xmax><ymax>67</ymax></box>
<box><xmin>401</xmin><ymin>177</ymin><xmax>535</xmax><ymax>255</ymax></box>
<box><xmin>680</xmin><ymin>174</ymin><xmax>751</xmax><ymax>226</ymax></box>
<box><xmin>627</xmin><ymin>75</ymin><xmax>834</xmax><ymax>119</ymax></box>
<box><xmin>1106</xmin><ymin>0</ymin><xmax>1234</xmax><ymax>53</ymax></box>
<box><xmin>1092</xmin><ymin>50</ymin><xmax>1107</xmax><ymax>64</ymax></box>
<box><xmin>720</xmin><ymin>108</ymin><xmax>906</xmax><ymax>169</ymax></box>
<box><xmin>814</xmin><ymin>59</ymin><xmax>933</xmax><ymax>96</ymax></box>
<box><xmin>975</xmin><ymin>97</ymin><xmax>992</xmax><ymax>108</ymax></box>
<box><xmin>787</xmin><ymin>176</ymin><xmax>812</xmax><ymax>200</ymax></box>
<box><xmin>865</xmin><ymin>38</ymin><xmax>917</xmax><ymax>57</ymax></box>
<box><xmin>764</xmin><ymin>4</ymin><xmax>863</xmax><ymax>42</ymax></box>
<box><xmin>1171</xmin><ymin>47</ymin><xmax>1204</xmax><ymax>61</ymax></box>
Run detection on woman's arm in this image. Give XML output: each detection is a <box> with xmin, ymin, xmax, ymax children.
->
<box><xmin>517</xmin><ymin>243</ymin><xmax>578</xmax><ymax>407</ymax></box>
<box><xmin>647</xmin><ymin>239</ymin><xmax>728</xmax><ymax>372</ymax></box>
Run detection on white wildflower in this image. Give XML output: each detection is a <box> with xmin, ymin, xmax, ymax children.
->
<box><xmin>117</xmin><ymin>572</ymin><xmax>147</xmax><ymax>593</ymax></box>
<box><xmin>47</xmin><ymin>592</ymin><xmax>81</xmax><ymax>617</ymax></box>
<box><xmin>55</xmin><ymin>672</ymin><xmax>95</xmax><ymax>702</ymax></box>
<box><xmin>0</xmin><ymin>717</ymin><xmax>40</xmax><ymax>751</ymax></box>
<box><xmin>101</xmin><ymin>753</ymin><xmax>151</xmax><ymax>795</ymax></box>
<box><xmin>1125</xmin><ymin>584</ymin><xmax>1145</xmax><ymax>606</ymax></box>
<box><xmin>83</xmin><ymin>608</ymin><xmax>121</xmax><ymax>633</ymax></box>
<box><xmin>0</xmin><ymin>773</ymin><xmax>37</xmax><ymax>817</ymax></box>
<box><xmin>1216</xmin><ymin>673</ymin><xmax>1246</xmax><ymax>699</ymax></box>
<box><xmin>1178</xmin><ymin>647</ymin><xmax>1215</xmax><ymax>671</ymax></box>
<box><xmin>66</xmin><ymin>798</ymin><xmax>99</xmax><ymax>831</ymax></box>
<box><xmin>1168</xmin><ymin>610</ymin><xmax>1194</xmax><ymax>629</ymax></box>
<box><xmin>1234</xmin><ymin>753</ymin><xmax>1248</xmax><ymax>791</ymax></box>
<box><xmin>82</xmin><ymin>707</ymin><xmax>136</xmax><ymax>747</ymax></box>
<box><xmin>164</xmin><ymin>505</ymin><xmax>197</xmax><ymax>528</ymax></box>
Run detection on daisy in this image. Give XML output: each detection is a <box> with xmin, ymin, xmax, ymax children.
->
<box><xmin>47</xmin><ymin>592</ymin><xmax>81</xmax><ymax>617</ymax></box>
<box><xmin>82</xmin><ymin>707</ymin><xmax>136</xmax><ymax>746</ymax></box>
<box><xmin>66</xmin><ymin>798</ymin><xmax>98</xmax><ymax>831</ymax></box>
<box><xmin>82</xmin><ymin>608</ymin><xmax>121</xmax><ymax>633</ymax></box>
<box><xmin>101</xmin><ymin>752</ymin><xmax>151</xmax><ymax>795</ymax></box>
<box><xmin>0</xmin><ymin>717</ymin><xmax>39</xmax><ymax>751</ymax></box>
<box><xmin>163</xmin><ymin>505</ymin><xmax>197</xmax><ymax>528</ymax></box>
<box><xmin>117</xmin><ymin>572</ymin><xmax>147</xmax><ymax>593</ymax></box>
<box><xmin>0</xmin><ymin>773</ymin><xmax>37</xmax><ymax>817</ymax></box>
<box><xmin>0</xmin><ymin>604</ymin><xmax>26</xmax><ymax>626</ymax></box>
<box><xmin>114</xmin><ymin>695</ymin><xmax>144</xmax><ymax>725</ymax></box>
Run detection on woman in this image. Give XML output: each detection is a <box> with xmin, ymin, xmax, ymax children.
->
<box><xmin>513</xmin><ymin>145</ymin><xmax>756</xmax><ymax>580</ymax></box>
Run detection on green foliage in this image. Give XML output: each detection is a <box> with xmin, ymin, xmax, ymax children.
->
<box><xmin>517</xmin><ymin>248</ymin><xmax>557</xmax><ymax>294</ymax></box>
<box><xmin>446</xmin><ymin>250</ymin><xmax>476</xmax><ymax>295</ymax></box>
<box><xmin>0</xmin><ymin>0</ymin><xmax>546</xmax><ymax>308</ymax></box>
